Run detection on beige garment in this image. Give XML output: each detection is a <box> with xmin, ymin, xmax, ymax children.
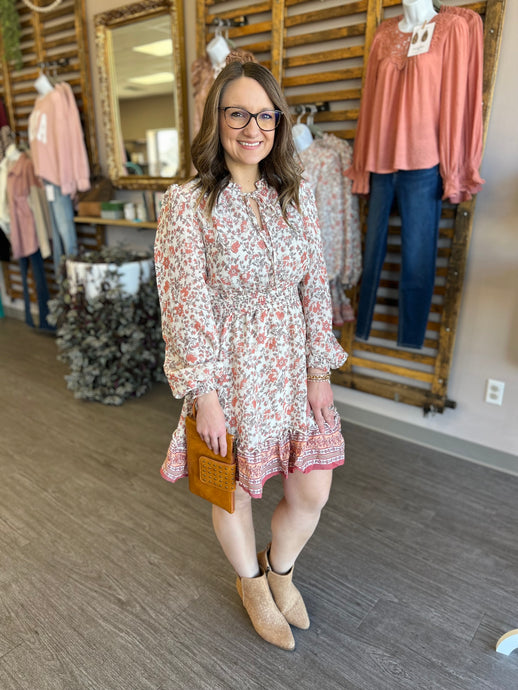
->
<box><xmin>191</xmin><ymin>48</ymin><xmax>259</xmax><ymax>141</ymax></box>
<box><xmin>28</xmin><ymin>185</ymin><xmax>52</xmax><ymax>259</ymax></box>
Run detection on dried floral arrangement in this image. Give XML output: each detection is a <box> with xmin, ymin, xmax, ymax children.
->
<box><xmin>48</xmin><ymin>245</ymin><xmax>166</xmax><ymax>405</ymax></box>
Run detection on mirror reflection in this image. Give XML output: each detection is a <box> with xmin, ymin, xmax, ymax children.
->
<box><xmin>111</xmin><ymin>16</ymin><xmax>179</xmax><ymax>177</ymax></box>
<box><xmin>95</xmin><ymin>0</ymin><xmax>188</xmax><ymax>190</ymax></box>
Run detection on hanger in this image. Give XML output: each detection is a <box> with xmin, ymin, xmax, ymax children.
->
<box><xmin>224</xmin><ymin>28</ymin><xmax>236</xmax><ymax>50</ymax></box>
<box><xmin>306</xmin><ymin>106</ymin><xmax>324</xmax><ymax>139</ymax></box>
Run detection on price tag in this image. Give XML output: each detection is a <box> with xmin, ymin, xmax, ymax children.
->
<box><xmin>407</xmin><ymin>22</ymin><xmax>435</xmax><ymax>57</ymax></box>
<box><xmin>45</xmin><ymin>184</ymin><xmax>55</xmax><ymax>202</ymax></box>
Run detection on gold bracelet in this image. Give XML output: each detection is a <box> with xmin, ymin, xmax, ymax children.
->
<box><xmin>307</xmin><ymin>373</ymin><xmax>331</xmax><ymax>382</ymax></box>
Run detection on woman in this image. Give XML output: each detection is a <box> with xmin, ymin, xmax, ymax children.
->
<box><xmin>155</xmin><ymin>59</ymin><xmax>347</xmax><ymax>651</ymax></box>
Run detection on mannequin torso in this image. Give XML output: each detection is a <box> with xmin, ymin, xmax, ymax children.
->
<box><xmin>399</xmin><ymin>0</ymin><xmax>437</xmax><ymax>33</ymax></box>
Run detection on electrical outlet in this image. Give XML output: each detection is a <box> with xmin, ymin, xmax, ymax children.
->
<box><xmin>485</xmin><ymin>379</ymin><xmax>505</xmax><ymax>406</ymax></box>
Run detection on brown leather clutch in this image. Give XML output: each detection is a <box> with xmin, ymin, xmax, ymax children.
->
<box><xmin>185</xmin><ymin>408</ymin><xmax>236</xmax><ymax>514</ymax></box>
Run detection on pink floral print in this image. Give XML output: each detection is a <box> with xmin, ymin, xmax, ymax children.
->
<box><xmin>154</xmin><ymin>178</ymin><xmax>347</xmax><ymax>497</ymax></box>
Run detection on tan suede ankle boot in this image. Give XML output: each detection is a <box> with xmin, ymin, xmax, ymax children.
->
<box><xmin>257</xmin><ymin>545</ymin><xmax>310</xmax><ymax>630</ymax></box>
<box><xmin>236</xmin><ymin>570</ymin><xmax>295</xmax><ymax>650</ymax></box>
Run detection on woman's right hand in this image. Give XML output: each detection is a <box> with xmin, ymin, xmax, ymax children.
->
<box><xmin>195</xmin><ymin>390</ymin><xmax>228</xmax><ymax>457</ymax></box>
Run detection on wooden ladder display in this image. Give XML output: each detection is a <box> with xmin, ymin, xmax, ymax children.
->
<box><xmin>0</xmin><ymin>0</ymin><xmax>98</xmax><ymax>305</ymax></box>
<box><xmin>196</xmin><ymin>0</ymin><xmax>506</xmax><ymax>413</ymax></box>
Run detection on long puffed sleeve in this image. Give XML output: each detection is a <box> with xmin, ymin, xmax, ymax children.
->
<box><xmin>154</xmin><ymin>184</ymin><xmax>220</xmax><ymax>398</ymax></box>
<box><xmin>441</xmin><ymin>6</ymin><xmax>484</xmax><ymax>203</ymax></box>
<box><xmin>297</xmin><ymin>182</ymin><xmax>348</xmax><ymax>370</ymax></box>
<box><xmin>345</xmin><ymin>32</ymin><xmax>382</xmax><ymax>195</ymax></box>
<box><xmin>438</xmin><ymin>16</ymin><xmax>470</xmax><ymax>201</ymax></box>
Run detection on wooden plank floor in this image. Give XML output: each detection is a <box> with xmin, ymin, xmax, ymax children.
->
<box><xmin>1</xmin><ymin>316</ymin><xmax>517</xmax><ymax>689</ymax></box>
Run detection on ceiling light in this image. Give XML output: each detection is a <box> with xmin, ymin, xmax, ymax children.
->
<box><xmin>129</xmin><ymin>72</ymin><xmax>175</xmax><ymax>86</ymax></box>
<box><xmin>133</xmin><ymin>39</ymin><xmax>173</xmax><ymax>57</ymax></box>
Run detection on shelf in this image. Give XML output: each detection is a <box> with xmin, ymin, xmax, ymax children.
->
<box><xmin>74</xmin><ymin>216</ymin><xmax>157</xmax><ymax>230</ymax></box>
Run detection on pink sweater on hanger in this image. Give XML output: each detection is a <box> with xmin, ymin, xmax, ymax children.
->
<box><xmin>346</xmin><ymin>12</ymin><xmax>477</xmax><ymax>203</ymax></box>
<box><xmin>28</xmin><ymin>83</ymin><xmax>90</xmax><ymax>196</ymax></box>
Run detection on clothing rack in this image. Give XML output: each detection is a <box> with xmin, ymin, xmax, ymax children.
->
<box><xmin>37</xmin><ymin>57</ymin><xmax>70</xmax><ymax>70</ymax></box>
<box><xmin>196</xmin><ymin>0</ymin><xmax>507</xmax><ymax>414</ymax></box>
<box><xmin>0</xmin><ymin>0</ymin><xmax>98</xmax><ymax>308</ymax></box>
<box><xmin>208</xmin><ymin>16</ymin><xmax>248</xmax><ymax>30</ymax></box>
<box><xmin>294</xmin><ymin>102</ymin><xmax>330</xmax><ymax>117</ymax></box>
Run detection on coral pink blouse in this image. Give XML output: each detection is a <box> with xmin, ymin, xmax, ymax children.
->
<box><xmin>347</xmin><ymin>12</ymin><xmax>478</xmax><ymax>202</ymax></box>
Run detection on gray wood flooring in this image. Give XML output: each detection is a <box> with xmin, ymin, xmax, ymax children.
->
<box><xmin>1</xmin><ymin>316</ymin><xmax>517</xmax><ymax>689</ymax></box>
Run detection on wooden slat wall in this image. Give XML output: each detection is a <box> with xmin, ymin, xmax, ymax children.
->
<box><xmin>197</xmin><ymin>0</ymin><xmax>506</xmax><ymax>413</ymax></box>
<box><xmin>0</xmin><ymin>0</ymin><xmax>98</xmax><ymax>306</ymax></box>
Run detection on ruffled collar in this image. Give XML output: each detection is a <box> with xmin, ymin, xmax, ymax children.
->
<box><xmin>226</xmin><ymin>177</ymin><xmax>276</xmax><ymax>204</ymax></box>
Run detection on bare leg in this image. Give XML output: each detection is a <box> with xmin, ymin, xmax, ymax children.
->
<box><xmin>212</xmin><ymin>484</ymin><xmax>259</xmax><ymax>578</ymax></box>
<box><xmin>269</xmin><ymin>469</ymin><xmax>333</xmax><ymax>574</ymax></box>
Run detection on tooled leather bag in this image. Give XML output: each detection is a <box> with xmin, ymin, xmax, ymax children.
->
<box><xmin>185</xmin><ymin>406</ymin><xmax>236</xmax><ymax>513</ymax></box>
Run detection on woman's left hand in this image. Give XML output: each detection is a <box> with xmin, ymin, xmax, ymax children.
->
<box><xmin>307</xmin><ymin>380</ymin><xmax>335</xmax><ymax>433</ymax></box>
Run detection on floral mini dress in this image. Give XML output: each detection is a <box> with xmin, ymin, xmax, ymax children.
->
<box><xmin>154</xmin><ymin>177</ymin><xmax>347</xmax><ymax>498</ymax></box>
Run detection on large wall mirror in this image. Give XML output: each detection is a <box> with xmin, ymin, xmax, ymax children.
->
<box><xmin>95</xmin><ymin>0</ymin><xmax>189</xmax><ymax>189</ymax></box>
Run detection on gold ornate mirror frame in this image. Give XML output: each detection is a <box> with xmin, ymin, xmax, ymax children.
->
<box><xmin>95</xmin><ymin>0</ymin><xmax>189</xmax><ymax>190</ymax></box>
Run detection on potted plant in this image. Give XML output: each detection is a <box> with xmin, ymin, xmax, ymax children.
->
<box><xmin>48</xmin><ymin>245</ymin><xmax>165</xmax><ymax>405</ymax></box>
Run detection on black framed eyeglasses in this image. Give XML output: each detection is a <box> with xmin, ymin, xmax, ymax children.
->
<box><xmin>219</xmin><ymin>107</ymin><xmax>282</xmax><ymax>131</ymax></box>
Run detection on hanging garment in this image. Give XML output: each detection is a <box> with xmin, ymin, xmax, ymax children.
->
<box><xmin>27</xmin><ymin>185</ymin><xmax>52</xmax><ymax>259</ymax></box>
<box><xmin>55</xmin><ymin>82</ymin><xmax>91</xmax><ymax>194</ymax></box>
<box><xmin>6</xmin><ymin>153</ymin><xmax>41</xmax><ymax>260</ymax></box>
<box><xmin>0</xmin><ymin>99</ymin><xmax>8</xmax><ymax>128</ymax></box>
<box><xmin>192</xmin><ymin>55</ymin><xmax>214</xmax><ymax>140</ymax></box>
<box><xmin>28</xmin><ymin>82</ymin><xmax>90</xmax><ymax>197</ymax></box>
<box><xmin>43</xmin><ymin>179</ymin><xmax>77</xmax><ymax>276</ymax></box>
<box><xmin>19</xmin><ymin>249</ymin><xmax>52</xmax><ymax>330</ymax></box>
<box><xmin>355</xmin><ymin>165</ymin><xmax>443</xmax><ymax>349</ymax></box>
<box><xmin>28</xmin><ymin>83</ymin><xmax>87</xmax><ymax>269</ymax></box>
<box><xmin>6</xmin><ymin>153</ymin><xmax>52</xmax><ymax>331</ymax></box>
<box><xmin>0</xmin><ymin>125</ymin><xmax>16</xmax><ymax>161</ymax></box>
<box><xmin>191</xmin><ymin>48</ymin><xmax>259</xmax><ymax>141</ymax></box>
<box><xmin>346</xmin><ymin>12</ymin><xmax>477</xmax><ymax>202</ymax></box>
<box><xmin>299</xmin><ymin>134</ymin><xmax>361</xmax><ymax>325</ymax></box>
<box><xmin>0</xmin><ymin>155</ymin><xmax>10</xmax><ymax>233</ymax></box>
<box><xmin>317</xmin><ymin>134</ymin><xmax>362</xmax><ymax>288</ymax></box>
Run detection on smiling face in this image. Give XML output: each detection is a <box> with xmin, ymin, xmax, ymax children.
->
<box><xmin>218</xmin><ymin>76</ymin><xmax>276</xmax><ymax>187</ymax></box>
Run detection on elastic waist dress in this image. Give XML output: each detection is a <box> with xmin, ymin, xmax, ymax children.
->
<box><xmin>154</xmin><ymin>177</ymin><xmax>347</xmax><ymax>498</ymax></box>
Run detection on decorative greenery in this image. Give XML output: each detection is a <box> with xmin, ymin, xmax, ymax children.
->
<box><xmin>0</xmin><ymin>0</ymin><xmax>23</xmax><ymax>69</ymax></box>
<box><xmin>48</xmin><ymin>245</ymin><xmax>166</xmax><ymax>406</ymax></box>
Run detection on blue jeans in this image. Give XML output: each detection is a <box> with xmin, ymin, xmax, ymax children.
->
<box><xmin>355</xmin><ymin>165</ymin><xmax>443</xmax><ymax>349</ymax></box>
<box><xmin>43</xmin><ymin>180</ymin><xmax>77</xmax><ymax>276</ymax></box>
<box><xmin>19</xmin><ymin>249</ymin><xmax>52</xmax><ymax>330</ymax></box>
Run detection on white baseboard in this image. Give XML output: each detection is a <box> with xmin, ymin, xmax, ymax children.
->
<box><xmin>335</xmin><ymin>400</ymin><xmax>518</xmax><ymax>478</ymax></box>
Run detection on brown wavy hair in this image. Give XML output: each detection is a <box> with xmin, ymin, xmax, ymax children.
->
<box><xmin>191</xmin><ymin>61</ymin><xmax>302</xmax><ymax>219</ymax></box>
